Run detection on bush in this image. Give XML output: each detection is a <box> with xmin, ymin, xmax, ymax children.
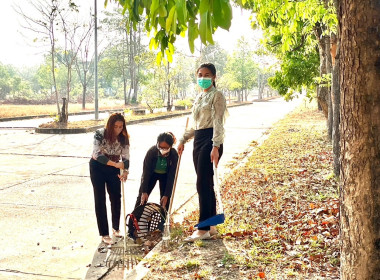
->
<box><xmin>174</xmin><ymin>99</ymin><xmax>193</xmax><ymax>109</ymax></box>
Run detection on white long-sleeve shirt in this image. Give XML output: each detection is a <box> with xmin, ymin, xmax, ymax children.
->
<box><xmin>180</xmin><ymin>87</ymin><xmax>228</xmax><ymax>147</ymax></box>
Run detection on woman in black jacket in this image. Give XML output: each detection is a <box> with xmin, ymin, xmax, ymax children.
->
<box><xmin>134</xmin><ymin>132</ymin><xmax>178</xmax><ymax>210</ymax></box>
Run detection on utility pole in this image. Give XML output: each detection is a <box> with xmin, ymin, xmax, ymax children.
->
<box><xmin>94</xmin><ymin>0</ymin><xmax>99</xmax><ymax>120</ymax></box>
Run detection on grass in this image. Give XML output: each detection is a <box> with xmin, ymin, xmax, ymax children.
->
<box><xmin>0</xmin><ymin>101</ymin><xmax>130</xmax><ymax>119</ymax></box>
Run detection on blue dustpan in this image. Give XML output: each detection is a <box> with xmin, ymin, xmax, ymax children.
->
<box><xmin>195</xmin><ymin>213</ymin><xmax>225</xmax><ymax>228</ymax></box>
<box><xmin>195</xmin><ymin>164</ymin><xmax>225</xmax><ymax>228</ymax></box>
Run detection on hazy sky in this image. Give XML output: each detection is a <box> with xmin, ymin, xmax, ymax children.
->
<box><xmin>0</xmin><ymin>1</ymin><xmax>258</xmax><ymax>68</ymax></box>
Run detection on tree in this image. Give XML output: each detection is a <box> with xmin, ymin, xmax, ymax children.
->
<box><xmin>240</xmin><ymin>0</ymin><xmax>341</xmax><ymax>174</ymax></box>
<box><xmin>15</xmin><ymin>0</ymin><xmax>62</xmax><ymax>115</ymax></box>
<box><xmin>339</xmin><ymin>1</ymin><xmax>380</xmax><ymax>279</ymax></box>
<box><xmin>196</xmin><ymin>42</ymin><xmax>228</xmax><ymax>77</ymax></box>
<box><xmin>0</xmin><ymin>63</ymin><xmax>13</xmax><ymax>99</ymax></box>
<box><xmin>225</xmin><ymin>37</ymin><xmax>258</xmax><ymax>101</ymax></box>
<box><xmin>75</xmin><ymin>14</ymin><xmax>95</xmax><ymax>109</ymax></box>
<box><xmin>57</xmin><ymin>3</ymin><xmax>93</xmax><ymax>122</ymax></box>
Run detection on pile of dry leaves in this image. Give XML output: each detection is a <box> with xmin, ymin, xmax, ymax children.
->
<box><xmin>142</xmin><ymin>104</ymin><xmax>339</xmax><ymax>280</ymax></box>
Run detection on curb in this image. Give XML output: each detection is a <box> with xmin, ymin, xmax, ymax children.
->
<box><xmin>34</xmin><ymin>102</ymin><xmax>253</xmax><ymax>134</ymax></box>
<box><xmin>0</xmin><ymin>108</ymin><xmax>126</xmax><ymax>122</ymax></box>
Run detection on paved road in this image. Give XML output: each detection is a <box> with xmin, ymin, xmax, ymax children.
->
<box><xmin>0</xmin><ymin>97</ymin><xmax>301</xmax><ymax>280</ymax></box>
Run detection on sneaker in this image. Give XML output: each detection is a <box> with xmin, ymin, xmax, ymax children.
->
<box><xmin>112</xmin><ymin>228</ymin><xmax>122</xmax><ymax>238</ymax></box>
<box><xmin>102</xmin><ymin>235</ymin><xmax>113</xmax><ymax>245</ymax></box>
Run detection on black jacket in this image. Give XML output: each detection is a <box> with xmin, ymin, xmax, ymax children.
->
<box><xmin>140</xmin><ymin>145</ymin><xmax>179</xmax><ymax>197</ymax></box>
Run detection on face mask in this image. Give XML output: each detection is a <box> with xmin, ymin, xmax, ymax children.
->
<box><xmin>197</xmin><ymin>78</ymin><xmax>213</xmax><ymax>89</ymax></box>
<box><xmin>157</xmin><ymin>144</ymin><xmax>170</xmax><ymax>156</ymax></box>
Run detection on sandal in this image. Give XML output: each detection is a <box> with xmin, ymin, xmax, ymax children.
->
<box><xmin>102</xmin><ymin>235</ymin><xmax>113</xmax><ymax>245</ymax></box>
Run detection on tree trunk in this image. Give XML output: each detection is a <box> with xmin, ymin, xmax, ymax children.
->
<box><xmin>82</xmin><ymin>71</ymin><xmax>87</xmax><ymax>109</ymax></box>
<box><xmin>51</xmin><ymin>43</ymin><xmax>60</xmax><ymax>116</ymax></box>
<box><xmin>127</xmin><ymin>85</ymin><xmax>132</xmax><ymax>104</ymax></box>
<box><xmin>167</xmin><ymin>63</ymin><xmax>171</xmax><ymax>111</ymax></box>
<box><xmin>325</xmin><ymin>36</ymin><xmax>333</xmax><ymax>140</ymax></box>
<box><xmin>315</xmin><ymin>26</ymin><xmax>329</xmax><ymax>117</ymax></box>
<box><xmin>331</xmin><ymin>27</ymin><xmax>340</xmax><ymax>176</ymax></box>
<box><xmin>258</xmin><ymin>73</ymin><xmax>263</xmax><ymax>100</ymax></box>
<box><xmin>82</xmin><ymin>85</ymin><xmax>86</xmax><ymax>110</ymax></box>
<box><xmin>123</xmin><ymin>79</ymin><xmax>127</xmax><ymax>105</ymax></box>
<box><xmin>339</xmin><ymin>1</ymin><xmax>380</xmax><ymax>279</ymax></box>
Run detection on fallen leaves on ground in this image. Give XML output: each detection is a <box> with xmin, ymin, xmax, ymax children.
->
<box><xmin>142</xmin><ymin>103</ymin><xmax>339</xmax><ymax>280</ymax></box>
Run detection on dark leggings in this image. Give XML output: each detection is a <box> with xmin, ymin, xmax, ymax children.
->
<box><xmin>89</xmin><ymin>158</ymin><xmax>121</xmax><ymax>236</ymax></box>
<box><xmin>134</xmin><ymin>172</ymin><xmax>170</xmax><ymax>210</ymax></box>
<box><xmin>193</xmin><ymin>128</ymin><xmax>223</xmax><ymax>231</ymax></box>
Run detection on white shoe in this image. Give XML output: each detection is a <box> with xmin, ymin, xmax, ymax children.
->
<box><xmin>184</xmin><ymin>231</ymin><xmax>211</xmax><ymax>242</ymax></box>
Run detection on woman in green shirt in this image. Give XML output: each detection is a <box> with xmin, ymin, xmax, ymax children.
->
<box><xmin>134</xmin><ymin>132</ymin><xmax>179</xmax><ymax>210</ymax></box>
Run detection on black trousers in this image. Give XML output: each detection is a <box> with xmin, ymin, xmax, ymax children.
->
<box><xmin>193</xmin><ymin>128</ymin><xmax>223</xmax><ymax>231</ymax></box>
<box><xmin>134</xmin><ymin>172</ymin><xmax>170</xmax><ymax>210</ymax></box>
<box><xmin>89</xmin><ymin>158</ymin><xmax>121</xmax><ymax>236</ymax></box>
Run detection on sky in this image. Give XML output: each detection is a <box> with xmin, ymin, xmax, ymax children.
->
<box><xmin>0</xmin><ymin>1</ymin><xmax>259</xmax><ymax>68</ymax></box>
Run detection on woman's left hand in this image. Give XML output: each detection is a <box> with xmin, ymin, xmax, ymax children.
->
<box><xmin>210</xmin><ymin>146</ymin><xmax>219</xmax><ymax>168</ymax></box>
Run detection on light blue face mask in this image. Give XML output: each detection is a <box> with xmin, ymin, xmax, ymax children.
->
<box><xmin>197</xmin><ymin>77</ymin><xmax>213</xmax><ymax>89</ymax></box>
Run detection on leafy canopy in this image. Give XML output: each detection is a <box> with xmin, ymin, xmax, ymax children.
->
<box><xmin>107</xmin><ymin>0</ymin><xmax>233</xmax><ymax>62</ymax></box>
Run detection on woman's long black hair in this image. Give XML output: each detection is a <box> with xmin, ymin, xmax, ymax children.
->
<box><xmin>104</xmin><ymin>113</ymin><xmax>130</xmax><ymax>146</ymax></box>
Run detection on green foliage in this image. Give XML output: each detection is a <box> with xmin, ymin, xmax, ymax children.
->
<box><xmin>174</xmin><ymin>98</ymin><xmax>192</xmax><ymax>108</ymax></box>
<box><xmin>237</xmin><ymin>0</ymin><xmax>337</xmax><ymax>100</ymax></box>
<box><xmin>268</xmin><ymin>50</ymin><xmax>319</xmax><ymax>99</ymax></box>
<box><xmin>222</xmin><ymin>36</ymin><xmax>259</xmax><ymax>93</ymax></box>
<box><xmin>110</xmin><ymin>0</ymin><xmax>232</xmax><ymax>61</ymax></box>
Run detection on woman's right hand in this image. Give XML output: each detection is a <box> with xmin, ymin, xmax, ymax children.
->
<box><xmin>140</xmin><ymin>193</ymin><xmax>149</xmax><ymax>205</ymax></box>
<box><xmin>177</xmin><ymin>143</ymin><xmax>185</xmax><ymax>155</ymax></box>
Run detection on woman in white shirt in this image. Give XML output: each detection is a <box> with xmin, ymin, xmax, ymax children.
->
<box><xmin>178</xmin><ymin>63</ymin><xmax>228</xmax><ymax>242</ymax></box>
<box><xmin>90</xmin><ymin>113</ymin><xmax>130</xmax><ymax>245</ymax></box>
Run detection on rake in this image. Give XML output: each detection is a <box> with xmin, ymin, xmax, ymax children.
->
<box><xmin>105</xmin><ymin>170</ymin><xmax>142</xmax><ymax>270</ymax></box>
<box><xmin>162</xmin><ymin>117</ymin><xmax>188</xmax><ymax>248</ymax></box>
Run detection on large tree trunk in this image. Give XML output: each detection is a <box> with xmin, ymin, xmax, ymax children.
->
<box><xmin>339</xmin><ymin>1</ymin><xmax>380</xmax><ymax>279</ymax></box>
